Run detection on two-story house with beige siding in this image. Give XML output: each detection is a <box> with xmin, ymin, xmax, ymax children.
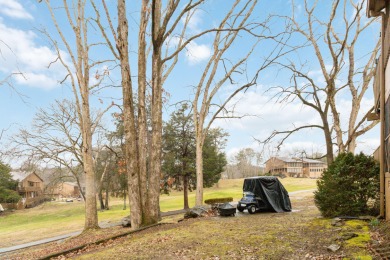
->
<box><xmin>10</xmin><ymin>171</ymin><xmax>45</xmax><ymax>208</ymax></box>
<box><xmin>265</xmin><ymin>157</ymin><xmax>327</xmax><ymax>178</ymax></box>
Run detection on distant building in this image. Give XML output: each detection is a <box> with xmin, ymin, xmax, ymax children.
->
<box><xmin>10</xmin><ymin>171</ymin><xmax>45</xmax><ymax>208</ymax></box>
<box><xmin>265</xmin><ymin>157</ymin><xmax>327</xmax><ymax>178</ymax></box>
<box><xmin>46</xmin><ymin>181</ymin><xmax>81</xmax><ymax>200</ymax></box>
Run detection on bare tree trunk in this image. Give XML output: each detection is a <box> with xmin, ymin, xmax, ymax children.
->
<box><xmin>347</xmin><ymin>138</ymin><xmax>357</xmax><ymax>153</ymax></box>
<box><xmin>147</xmin><ymin>0</ymin><xmax>163</xmax><ymax>224</ymax></box>
<box><xmin>117</xmin><ymin>0</ymin><xmax>142</xmax><ymax>229</ymax></box>
<box><xmin>82</xmin><ymin>119</ymin><xmax>99</xmax><ymax>229</ymax></box>
<box><xmin>98</xmin><ymin>191</ymin><xmax>105</xmax><ymax>210</ymax></box>
<box><xmin>322</xmin><ymin>116</ymin><xmax>334</xmax><ymax>165</ymax></box>
<box><xmin>195</xmin><ymin>139</ymin><xmax>204</xmax><ymax>206</ymax></box>
<box><xmin>138</xmin><ymin>0</ymin><xmax>149</xmax><ymax>221</ymax></box>
<box><xmin>183</xmin><ymin>174</ymin><xmax>189</xmax><ymax>210</ymax></box>
<box><xmin>123</xmin><ymin>190</ymin><xmax>126</xmax><ymax>210</ymax></box>
<box><xmin>105</xmin><ymin>186</ymin><xmax>109</xmax><ymax>210</ymax></box>
<box><xmin>75</xmin><ymin>176</ymin><xmax>86</xmax><ymax>201</ymax></box>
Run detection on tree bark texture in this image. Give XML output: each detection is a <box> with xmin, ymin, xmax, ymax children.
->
<box><xmin>183</xmin><ymin>174</ymin><xmax>189</xmax><ymax>210</ymax></box>
<box><xmin>147</xmin><ymin>0</ymin><xmax>163</xmax><ymax>225</ymax></box>
<box><xmin>195</xmin><ymin>138</ymin><xmax>204</xmax><ymax>206</ymax></box>
<box><xmin>117</xmin><ymin>0</ymin><xmax>142</xmax><ymax>229</ymax></box>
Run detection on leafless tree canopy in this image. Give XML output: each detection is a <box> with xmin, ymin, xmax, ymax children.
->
<box><xmin>191</xmin><ymin>0</ymin><xmax>293</xmax><ymax>205</ymax></box>
<box><xmin>257</xmin><ymin>0</ymin><xmax>379</xmax><ymax>164</ymax></box>
<box><xmin>10</xmin><ymin>99</ymin><xmax>112</xmax><ymax>201</ymax></box>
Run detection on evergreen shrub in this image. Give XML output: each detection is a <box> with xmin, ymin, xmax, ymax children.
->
<box><xmin>314</xmin><ymin>152</ymin><xmax>379</xmax><ymax>217</ymax></box>
<box><xmin>0</xmin><ymin>187</ymin><xmax>21</xmax><ymax>203</ymax></box>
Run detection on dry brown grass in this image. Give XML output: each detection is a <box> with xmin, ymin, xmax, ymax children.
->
<box><xmin>3</xmin><ymin>191</ymin><xmax>374</xmax><ymax>260</ymax></box>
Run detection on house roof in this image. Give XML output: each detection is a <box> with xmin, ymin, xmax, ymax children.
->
<box><xmin>63</xmin><ymin>182</ymin><xmax>78</xmax><ymax>187</ymax></box>
<box><xmin>10</xmin><ymin>171</ymin><xmax>44</xmax><ymax>183</ymax></box>
<box><xmin>266</xmin><ymin>157</ymin><xmax>326</xmax><ymax>165</ymax></box>
<box><xmin>266</xmin><ymin>157</ymin><xmax>301</xmax><ymax>163</ymax></box>
<box><xmin>302</xmin><ymin>158</ymin><xmax>325</xmax><ymax>164</ymax></box>
<box><xmin>277</xmin><ymin>157</ymin><xmax>300</xmax><ymax>163</ymax></box>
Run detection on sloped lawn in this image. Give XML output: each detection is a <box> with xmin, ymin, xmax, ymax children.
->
<box><xmin>71</xmin><ymin>192</ymin><xmax>372</xmax><ymax>259</ymax></box>
<box><xmin>3</xmin><ymin>189</ymin><xmax>375</xmax><ymax>260</ymax></box>
<box><xmin>0</xmin><ymin>178</ymin><xmax>316</xmax><ymax>249</ymax></box>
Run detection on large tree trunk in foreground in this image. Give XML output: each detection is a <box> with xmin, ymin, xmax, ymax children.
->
<box><xmin>81</xmin><ymin>102</ymin><xmax>99</xmax><ymax>229</ymax></box>
<box><xmin>117</xmin><ymin>0</ymin><xmax>142</xmax><ymax>229</ymax></box>
<box><xmin>147</xmin><ymin>0</ymin><xmax>163</xmax><ymax>223</ymax></box>
<box><xmin>137</xmin><ymin>0</ymin><xmax>149</xmax><ymax>222</ymax></box>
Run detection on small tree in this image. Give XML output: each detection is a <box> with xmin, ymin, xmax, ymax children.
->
<box><xmin>0</xmin><ymin>162</ymin><xmax>16</xmax><ymax>190</ymax></box>
<box><xmin>162</xmin><ymin>104</ymin><xmax>227</xmax><ymax>209</ymax></box>
<box><xmin>314</xmin><ymin>153</ymin><xmax>379</xmax><ymax>217</ymax></box>
<box><xmin>202</xmin><ymin>128</ymin><xmax>228</xmax><ymax>187</ymax></box>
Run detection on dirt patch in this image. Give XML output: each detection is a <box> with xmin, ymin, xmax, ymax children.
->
<box><xmin>2</xmin><ymin>192</ymin><xmax>374</xmax><ymax>259</ymax></box>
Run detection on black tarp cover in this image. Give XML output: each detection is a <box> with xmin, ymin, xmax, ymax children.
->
<box><xmin>242</xmin><ymin>176</ymin><xmax>291</xmax><ymax>212</ymax></box>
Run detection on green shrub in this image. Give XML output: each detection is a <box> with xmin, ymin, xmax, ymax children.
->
<box><xmin>0</xmin><ymin>187</ymin><xmax>21</xmax><ymax>203</ymax></box>
<box><xmin>204</xmin><ymin>197</ymin><xmax>233</xmax><ymax>205</ymax></box>
<box><xmin>314</xmin><ymin>152</ymin><xmax>379</xmax><ymax>218</ymax></box>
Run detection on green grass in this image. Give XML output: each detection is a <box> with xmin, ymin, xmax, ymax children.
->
<box><xmin>160</xmin><ymin>177</ymin><xmax>317</xmax><ymax>210</ymax></box>
<box><xmin>0</xmin><ymin>177</ymin><xmax>316</xmax><ymax>247</ymax></box>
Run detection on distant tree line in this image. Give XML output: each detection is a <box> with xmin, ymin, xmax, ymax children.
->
<box><xmin>223</xmin><ymin>148</ymin><xmax>263</xmax><ymax>179</ymax></box>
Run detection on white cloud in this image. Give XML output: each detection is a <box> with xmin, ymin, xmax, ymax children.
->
<box><xmin>182</xmin><ymin>9</ymin><xmax>204</xmax><ymax>33</ymax></box>
<box><xmin>0</xmin><ymin>0</ymin><xmax>33</xmax><ymax>20</ymax></box>
<box><xmin>14</xmin><ymin>72</ymin><xmax>58</xmax><ymax>90</ymax></box>
<box><xmin>186</xmin><ymin>41</ymin><xmax>211</xmax><ymax>64</ymax></box>
<box><xmin>0</xmin><ymin>21</ymin><xmax>68</xmax><ymax>90</ymax></box>
<box><xmin>187</xmin><ymin>10</ymin><xmax>203</xmax><ymax>32</ymax></box>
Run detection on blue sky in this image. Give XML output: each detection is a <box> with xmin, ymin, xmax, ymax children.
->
<box><xmin>0</xmin><ymin>0</ymin><xmax>381</xmax><ymax>167</ymax></box>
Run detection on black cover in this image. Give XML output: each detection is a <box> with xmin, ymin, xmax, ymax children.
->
<box><xmin>218</xmin><ymin>203</ymin><xmax>236</xmax><ymax>216</ymax></box>
<box><xmin>242</xmin><ymin>176</ymin><xmax>291</xmax><ymax>212</ymax></box>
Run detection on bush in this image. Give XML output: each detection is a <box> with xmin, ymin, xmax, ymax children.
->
<box><xmin>204</xmin><ymin>197</ymin><xmax>233</xmax><ymax>205</ymax></box>
<box><xmin>0</xmin><ymin>187</ymin><xmax>21</xmax><ymax>203</ymax></box>
<box><xmin>314</xmin><ymin>152</ymin><xmax>379</xmax><ymax>217</ymax></box>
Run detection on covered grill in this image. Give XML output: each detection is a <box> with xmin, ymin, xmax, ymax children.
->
<box><xmin>218</xmin><ymin>203</ymin><xmax>236</xmax><ymax>216</ymax></box>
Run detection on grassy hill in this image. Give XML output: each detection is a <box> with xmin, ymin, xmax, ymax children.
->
<box><xmin>0</xmin><ymin>177</ymin><xmax>317</xmax><ymax>247</ymax></box>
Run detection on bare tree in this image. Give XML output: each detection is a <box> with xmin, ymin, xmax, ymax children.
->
<box><xmin>258</xmin><ymin>0</ymin><xmax>379</xmax><ymax>164</ymax></box>
<box><xmin>11</xmin><ymin>99</ymin><xmax>111</xmax><ymax>203</ymax></box>
<box><xmin>11</xmin><ymin>100</ymin><xmax>85</xmax><ymax>200</ymax></box>
<box><xmin>94</xmin><ymin>0</ymin><xmax>219</xmax><ymax>228</ymax></box>
<box><xmin>224</xmin><ymin>148</ymin><xmax>263</xmax><ymax>179</ymax></box>
<box><xmin>191</xmin><ymin>0</ymin><xmax>291</xmax><ymax>205</ymax></box>
<box><xmin>0</xmin><ymin>41</ymin><xmax>25</xmax><ymax>93</ymax></box>
<box><xmin>39</xmin><ymin>0</ymin><xmax>118</xmax><ymax>230</ymax></box>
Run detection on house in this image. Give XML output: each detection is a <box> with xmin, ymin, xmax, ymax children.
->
<box><xmin>265</xmin><ymin>157</ymin><xmax>327</xmax><ymax>178</ymax></box>
<box><xmin>302</xmin><ymin>158</ymin><xmax>328</xmax><ymax>179</ymax></box>
<box><xmin>46</xmin><ymin>181</ymin><xmax>81</xmax><ymax>200</ymax></box>
<box><xmin>367</xmin><ymin>0</ymin><xmax>390</xmax><ymax>219</ymax></box>
<box><xmin>10</xmin><ymin>171</ymin><xmax>45</xmax><ymax>208</ymax></box>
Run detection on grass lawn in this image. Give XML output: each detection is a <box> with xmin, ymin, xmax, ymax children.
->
<box><xmin>0</xmin><ymin>177</ymin><xmax>317</xmax><ymax>248</ymax></box>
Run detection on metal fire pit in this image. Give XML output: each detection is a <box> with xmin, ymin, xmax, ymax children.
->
<box><xmin>218</xmin><ymin>203</ymin><xmax>236</xmax><ymax>217</ymax></box>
